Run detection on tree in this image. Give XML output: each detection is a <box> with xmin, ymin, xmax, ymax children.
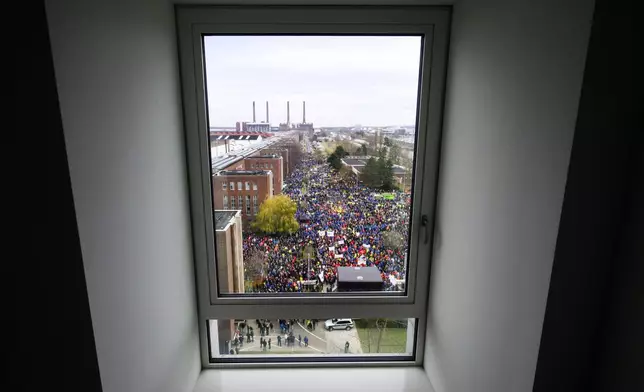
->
<box><xmin>338</xmin><ymin>165</ymin><xmax>355</xmax><ymax>181</ymax></box>
<box><xmin>244</xmin><ymin>248</ymin><xmax>267</xmax><ymax>287</ymax></box>
<box><xmin>285</xmin><ymin>141</ymin><xmax>302</xmax><ymax>171</ymax></box>
<box><xmin>360</xmin><ymin>156</ymin><xmax>395</xmax><ymax>190</ymax></box>
<box><xmin>313</xmin><ymin>148</ymin><xmax>326</xmax><ymax>163</ymax></box>
<box><xmin>360</xmin><ymin>157</ymin><xmax>380</xmax><ymax>187</ymax></box>
<box><xmin>384</xmin><ymin>137</ymin><xmax>392</xmax><ymax>147</ymax></box>
<box><xmin>333</xmin><ymin>145</ymin><xmax>348</xmax><ymax>158</ymax></box>
<box><xmin>380</xmin><ymin>158</ymin><xmax>395</xmax><ymax>191</ymax></box>
<box><xmin>327</xmin><ymin>153</ymin><xmax>343</xmax><ymax>171</ymax></box>
<box><xmin>382</xmin><ymin>229</ymin><xmax>405</xmax><ymax>249</ymax></box>
<box><xmin>302</xmin><ymin>245</ymin><xmax>315</xmax><ymax>288</ymax></box>
<box><xmin>251</xmin><ymin>195</ymin><xmax>299</xmax><ymax>234</ymax></box>
<box><xmin>388</xmin><ymin>144</ymin><xmax>401</xmax><ymax>165</ymax></box>
<box><xmin>360</xmin><ymin>144</ymin><xmax>368</xmax><ymax>156</ymax></box>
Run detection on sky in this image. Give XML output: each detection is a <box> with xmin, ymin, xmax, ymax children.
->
<box><xmin>204</xmin><ymin>35</ymin><xmax>422</xmax><ymax>128</ymax></box>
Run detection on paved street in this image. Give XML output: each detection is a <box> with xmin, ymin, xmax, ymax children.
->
<box><xmin>235</xmin><ymin>319</ymin><xmax>363</xmax><ymax>355</ymax></box>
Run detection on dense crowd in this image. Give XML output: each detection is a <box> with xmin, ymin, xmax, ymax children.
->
<box><xmin>242</xmin><ymin>153</ymin><xmax>410</xmax><ymax>293</ymax></box>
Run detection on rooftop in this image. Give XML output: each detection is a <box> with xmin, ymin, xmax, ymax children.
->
<box><xmin>215</xmin><ymin>170</ymin><xmax>271</xmax><ymax>176</ymax></box>
<box><xmin>214</xmin><ymin>210</ymin><xmax>239</xmax><ymax>231</ymax></box>
<box><xmin>337</xmin><ymin>266</ymin><xmax>383</xmax><ymax>283</ymax></box>
<box><xmin>343</xmin><ymin>158</ymin><xmax>370</xmax><ymax>166</ymax></box>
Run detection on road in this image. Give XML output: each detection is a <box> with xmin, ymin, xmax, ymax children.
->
<box><xmin>236</xmin><ymin>319</ymin><xmax>362</xmax><ymax>355</ymax></box>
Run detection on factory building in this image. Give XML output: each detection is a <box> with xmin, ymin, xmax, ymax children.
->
<box><xmin>211</xmin><ymin>170</ymin><xmax>274</xmax><ymax>222</ymax></box>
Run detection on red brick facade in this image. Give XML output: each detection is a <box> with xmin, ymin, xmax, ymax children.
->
<box><xmin>260</xmin><ymin>148</ymin><xmax>290</xmax><ymax>177</ymax></box>
<box><xmin>211</xmin><ymin>171</ymin><xmax>273</xmax><ymax>221</ymax></box>
<box><xmin>243</xmin><ymin>155</ymin><xmax>283</xmax><ymax>195</ymax></box>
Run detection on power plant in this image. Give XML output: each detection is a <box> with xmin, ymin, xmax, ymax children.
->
<box><xmin>231</xmin><ymin>101</ymin><xmax>313</xmax><ymax>133</ymax></box>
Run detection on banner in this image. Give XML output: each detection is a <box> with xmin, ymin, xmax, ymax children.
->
<box><xmin>327</xmin><ymin>230</ymin><xmax>334</xmax><ymax>237</ymax></box>
<box><xmin>337</xmin><ymin>240</ymin><xmax>345</xmax><ymax>245</ymax></box>
<box><xmin>318</xmin><ymin>231</ymin><xmax>325</xmax><ymax>237</ymax></box>
<box><xmin>329</xmin><ymin>246</ymin><xmax>335</xmax><ymax>252</ymax></box>
<box><xmin>334</xmin><ymin>254</ymin><xmax>344</xmax><ymax>259</ymax></box>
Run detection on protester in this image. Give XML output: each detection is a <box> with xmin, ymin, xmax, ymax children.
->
<box><xmin>243</xmin><ymin>155</ymin><xmax>410</xmax><ymax>294</ymax></box>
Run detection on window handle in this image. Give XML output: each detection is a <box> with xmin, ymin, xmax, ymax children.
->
<box><xmin>421</xmin><ymin>214</ymin><xmax>429</xmax><ymax>244</ymax></box>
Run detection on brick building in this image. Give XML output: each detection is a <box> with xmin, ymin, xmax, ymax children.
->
<box><xmin>213</xmin><ymin>210</ymin><xmax>243</xmax><ymax>353</ymax></box>
<box><xmin>214</xmin><ymin>210</ymin><xmax>244</xmax><ymax>294</ymax></box>
<box><xmin>260</xmin><ymin>147</ymin><xmax>290</xmax><ymax>177</ymax></box>
<box><xmin>243</xmin><ymin>154</ymin><xmax>283</xmax><ymax>195</ymax></box>
<box><xmin>211</xmin><ymin>170</ymin><xmax>274</xmax><ymax>221</ymax></box>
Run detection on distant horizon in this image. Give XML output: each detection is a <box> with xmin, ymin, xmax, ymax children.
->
<box><xmin>204</xmin><ymin>36</ymin><xmax>422</xmax><ymax>128</ymax></box>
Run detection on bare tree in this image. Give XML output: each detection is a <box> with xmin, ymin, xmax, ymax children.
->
<box><xmin>375</xmin><ymin>318</ymin><xmax>388</xmax><ymax>353</ymax></box>
<box><xmin>244</xmin><ymin>248</ymin><xmax>266</xmax><ymax>287</ymax></box>
<box><xmin>382</xmin><ymin>229</ymin><xmax>405</xmax><ymax>250</ymax></box>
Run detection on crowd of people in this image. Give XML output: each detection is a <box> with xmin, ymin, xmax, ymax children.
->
<box><xmin>242</xmin><ymin>150</ymin><xmax>411</xmax><ymax>293</ymax></box>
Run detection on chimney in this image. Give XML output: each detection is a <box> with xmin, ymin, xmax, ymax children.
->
<box><xmin>252</xmin><ymin>101</ymin><xmax>256</xmax><ymax>122</ymax></box>
<box><xmin>287</xmin><ymin>101</ymin><xmax>290</xmax><ymax>124</ymax></box>
<box><xmin>303</xmin><ymin>101</ymin><xmax>306</xmax><ymax>124</ymax></box>
<box><xmin>266</xmin><ymin>101</ymin><xmax>269</xmax><ymax>123</ymax></box>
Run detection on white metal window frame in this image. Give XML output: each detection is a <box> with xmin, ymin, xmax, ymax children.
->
<box><xmin>176</xmin><ymin>5</ymin><xmax>450</xmax><ymax>367</ymax></box>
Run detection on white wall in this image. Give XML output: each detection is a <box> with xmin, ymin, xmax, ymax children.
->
<box><xmin>424</xmin><ymin>0</ymin><xmax>594</xmax><ymax>391</ymax></box>
<box><xmin>45</xmin><ymin>1</ymin><xmax>201</xmax><ymax>392</ymax></box>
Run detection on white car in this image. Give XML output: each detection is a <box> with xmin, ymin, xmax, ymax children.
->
<box><xmin>325</xmin><ymin>318</ymin><xmax>355</xmax><ymax>331</ymax></box>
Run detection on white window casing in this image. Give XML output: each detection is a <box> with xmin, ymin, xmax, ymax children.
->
<box><xmin>176</xmin><ymin>5</ymin><xmax>450</xmax><ymax>367</ymax></box>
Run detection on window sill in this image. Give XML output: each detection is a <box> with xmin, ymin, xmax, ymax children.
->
<box><xmin>194</xmin><ymin>367</ymin><xmax>434</xmax><ymax>392</ymax></box>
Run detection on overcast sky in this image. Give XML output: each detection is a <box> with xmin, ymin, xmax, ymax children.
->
<box><xmin>204</xmin><ymin>36</ymin><xmax>422</xmax><ymax>128</ymax></box>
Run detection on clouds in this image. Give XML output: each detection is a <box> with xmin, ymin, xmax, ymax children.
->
<box><xmin>204</xmin><ymin>35</ymin><xmax>422</xmax><ymax>127</ymax></box>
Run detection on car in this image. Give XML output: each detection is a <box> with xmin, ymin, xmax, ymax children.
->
<box><xmin>325</xmin><ymin>318</ymin><xmax>355</xmax><ymax>331</ymax></box>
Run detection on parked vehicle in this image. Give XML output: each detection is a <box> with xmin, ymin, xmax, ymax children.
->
<box><xmin>325</xmin><ymin>318</ymin><xmax>355</xmax><ymax>331</ymax></box>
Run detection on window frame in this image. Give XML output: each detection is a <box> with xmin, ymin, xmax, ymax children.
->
<box><xmin>176</xmin><ymin>5</ymin><xmax>450</xmax><ymax>368</ymax></box>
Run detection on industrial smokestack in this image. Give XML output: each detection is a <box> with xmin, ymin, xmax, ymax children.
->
<box><xmin>303</xmin><ymin>101</ymin><xmax>306</xmax><ymax>124</ymax></box>
<box><xmin>287</xmin><ymin>101</ymin><xmax>290</xmax><ymax>124</ymax></box>
<box><xmin>252</xmin><ymin>101</ymin><xmax>256</xmax><ymax>122</ymax></box>
<box><xmin>266</xmin><ymin>101</ymin><xmax>269</xmax><ymax>123</ymax></box>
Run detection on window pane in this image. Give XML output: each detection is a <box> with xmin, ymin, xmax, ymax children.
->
<box><xmin>209</xmin><ymin>318</ymin><xmax>415</xmax><ymax>360</ymax></box>
<box><xmin>206</xmin><ymin>36</ymin><xmax>421</xmax><ymax>295</ymax></box>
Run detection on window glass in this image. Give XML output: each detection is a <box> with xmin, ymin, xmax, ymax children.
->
<box><xmin>205</xmin><ymin>36</ymin><xmax>420</xmax><ymax>294</ymax></box>
<box><xmin>209</xmin><ymin>317</ymin><xmax>415</xmax><ymax>360</ymax></box>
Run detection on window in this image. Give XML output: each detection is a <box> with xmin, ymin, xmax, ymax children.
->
<box><xmin>245</xmin><ymin>181</ymin><xmax>250</xmax><ymax>191</ymax></box>
<box><xmin>177</xmin><ymin>5</ymin><xmax>449</xmax><ymax>366</ymax></box>
<box><xmin>222</xmin><ymin>182</ymin><xmax>227</xmax><ymax>191</ymax></box>
<box><xmin>253</xmin><ymin>182</ymin><xmax>257</xmax><ymax>191</ymax></box>
<box><xmin>230</xmin><ymin>181</ymin><xmax>235</xmax><ymax>191</ymax></box>
<box><xmin>245</xmin><ymin>195</ymin><xmax>251</xmax><ymax>215</ymax></box>
<box><xmin>210</xmin><ymin>318</ymin><xmax>415</xmax><ymax>359</ymax></box>
<box><xmin>223</xmin><ymin>195</ymin><xmax>228</xmax><ymax>209</ymax></box>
